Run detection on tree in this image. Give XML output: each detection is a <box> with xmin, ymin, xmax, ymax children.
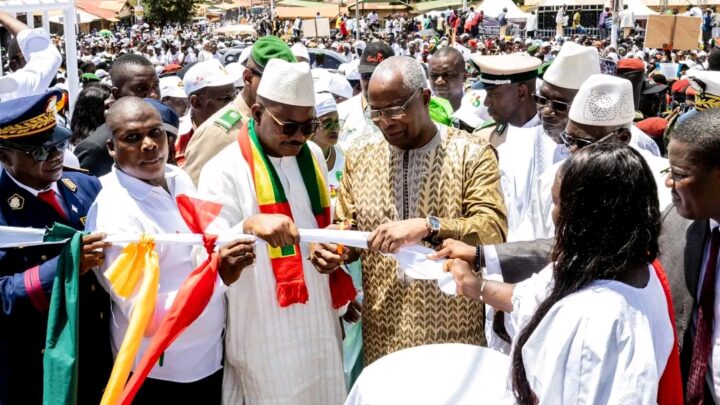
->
<box><xmin>143</xmin><ymin>0</ymin><xmax>201</xmax><ymax>25</ymax></box>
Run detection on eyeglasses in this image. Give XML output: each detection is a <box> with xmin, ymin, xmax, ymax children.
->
<box><xmin>321</xmin><ymin>118</ymin><xmax>340</xmax><ymax>131</ymax></box>
<box><xmin>533</xmin><ymin>91</ymin><xmax>570</xmax><ymax>113</ymax></box>
<box><xmin>263</xmin><ymin>107</ymin><xmax>319</xmax><ymax>136</ymax></box>
<box><xmin>1</xmin><ymin>139</ymin><xmax>69</xmax><ymax>161</ymax></box>
<box><xmin>365</xmin><ymin>88</ymin><xmax>422</xmax><ymax>122</ymax></box>
<box><xmin>560</xmin><ymin>130</ymin><xmax>617</xmax><ymax>149</ymax></box>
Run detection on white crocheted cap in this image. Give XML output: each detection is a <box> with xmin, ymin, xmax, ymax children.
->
<box><xmin>569</xmin><ymin>74</ymin><xmax>635</xmax><ymax>127</ymax></box>
<box><xmin>543</xmin><ymin>42</ymin><xmax>600</xmax><ymax>90</ymax></box>
<box><xmin>257</xmin><ymin>59</ymin><xmax>315</xmax><ymax>107</ymax></box>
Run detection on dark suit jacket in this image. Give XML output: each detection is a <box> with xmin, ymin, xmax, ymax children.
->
<box><xmin>0</xmin><ymin>170</ymin><xmax>112</xmax><ymax>405</ymax></box>
<box><xmin>73</xmin><ymin>123</ymin><xmax>114</xmax><ymax>177</ymax></box>
<box><xmin>493</xmin><ymin>206</ymin><xmax>711</xmax><ymax>401</ymax></box>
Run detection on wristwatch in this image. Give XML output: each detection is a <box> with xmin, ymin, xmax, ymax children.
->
<box><xmin>425</xmin><ymin>215</ymin><xmax>441</xmax><ymax>239</ymax></box>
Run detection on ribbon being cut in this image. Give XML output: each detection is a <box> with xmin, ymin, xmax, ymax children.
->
<box><xmin>1</xmin><ymin>199</ymin><xmax>451</xmax><ymax>404</ymax></box>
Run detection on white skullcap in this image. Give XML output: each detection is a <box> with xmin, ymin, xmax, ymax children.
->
<box><xmin>314</xmin><ymin>92</ymin><xmax>337</xmax><ymax>117</ymax></box>
<box><xmin>569</xmin><ymin>74</ymin><xmax>635</xmax><ymax>127</ymax></box>
<box><xmin>452</xmin><ymin>90</ymin><xmax>491</xmax><ymax>129</ymax></box>
<box><xmin>291</xmin><ymin>43</ymin><xmax>310</xmax><ymax>61</ymax></box>
<box><xmin>315</xmin><ymin>71</ymin><xmax>353</xmax><ymax>99</ymax></box>
<box><xmin>238</xmin><ymin>46</ymin><xmax>253</xmax><ymax>66</ymax></box>
<box><xmin>160</xmin><ymin>75</ymin><xmax>187</xmax><ymax>99</ymax></box>
<box><xmin>257</xmin><ymin>60</ymin><xmax>315</xmax><ymax>107</ymax></box>
<box><xmin>543</xmin><ymin>42</ymin><xmax>600</xmax><ymax>90</ymax></box>
<box><xmin>225</xmin><ymin>62</ymin><xmax>246</xmax><ymax>88</ymax></box>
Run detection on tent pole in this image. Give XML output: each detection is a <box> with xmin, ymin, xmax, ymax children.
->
<box><xmin>355</xmin><ymin>0</ymin><xmax>359</xmax><ymax>41</ymax></box>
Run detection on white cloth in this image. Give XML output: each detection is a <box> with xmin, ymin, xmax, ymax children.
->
<box><xmin>86</xmin><ymin>165</ymin><xmax>227</xmax><ymax>382</ymax></box>
<box><xmin>620</xmin><ymin>10</ymin><xmax>636</xmax><ymax>29</ymax></box>
<box><xmin>511</xmin><ymin>263</ymin><xmax>674</xmax><ymax>404</ymax></box>
<box><xmin>534</xmin><ymin>147</ymin><xmax>671</xmax><ymax>240</ymax></box>
<box><xmin>525</xmin><ymin>14</ymin><xmax>537</xmax><ymax>32</ymax></box>
<box><xmin>345</xmin><ymin>344</ymin><xmax>513</xmax><ymax>405</ymax></box>
<box><xmin>0</xmin><ymin>29</ymin><xmax>62</xmax><ymax>101</ymax></box>
<box><xmin>498</xmin><ymin>125</ymin><xmax>568</xmax><ymax>242</ymax></box>
<box><xmin>630</xmin><ymin>125</ymin><xmax>662</xmax><ymax>157</ymax></box>
<box><xmin>697</xmin><ymin>220</ymin><xmax>720</xmax><ymax>402</ymax></box>
<box><xmin>198</xmin><ymin>140</ymin><xmax>346</xmax><ymax>405</ymax></box>
<box><xmin>327</xmin><ymin>144</ymin><xmax>345</xmax><ymax>217</ymax></box>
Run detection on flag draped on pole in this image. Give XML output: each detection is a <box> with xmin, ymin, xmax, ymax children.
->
<box><xmin>118</xmin><ymin>195</ymin><xmax>223</xmax><ymax>405</ymax></box>
<box><xmin>43</xmin><ymin>223</ymin><xmax>84</xmax><ymax>405</ymax></box>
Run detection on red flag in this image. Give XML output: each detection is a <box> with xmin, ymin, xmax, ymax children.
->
<box><xmin>119</xmin><ymin>195</ymin><xmax>222</xmax><ymax>405</ymax></box>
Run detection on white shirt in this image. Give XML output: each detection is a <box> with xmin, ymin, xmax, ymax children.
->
<box><xmin>198</xmin><ymin>140</ymin><xmax>345</xmax><ymax>404</ymax></box>
<box><xmin>86</xmin><ymin>165</ymin><xmax>227</xmax><ymax>382</ymax></box>
<box><xmin>0</xmin><ymin>29</ymin><xmax>62</xmax><ymax>102</ymax></box>
<box><xmin>512</xmin><ymin>263</ymin><xmax>674</xmax><ymax>404</ymax></box>
<box><xmin>337</xmin><ymin>93</ymin><xmax>383</xmax><ymax>150</ymax></box>
<box><xmin>526</xmin><ymin>14</ymin><xmax>538</xmax><ymax>32</ymax></box>
<box><xmin>630</xmin><ymin>125</ymin><xmax>662</xmax><ymax>157</ymax></box>
<box><xmin>620</xmin><ymin>9</ymin><xmax>635</xmax><ymax>28</ymax></box>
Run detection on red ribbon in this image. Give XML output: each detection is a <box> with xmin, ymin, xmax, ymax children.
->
<box><xmin>119</xmin><ymin>195</ymin><xmax>222</xmax><ymax>405</ymax></box>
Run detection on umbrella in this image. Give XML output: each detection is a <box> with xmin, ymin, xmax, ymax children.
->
<box><xmin>99</xmin><ymin>29</ymin><xmax>114</xmax><ymax>38</ymax></box>
<box><xmin>418</xmin><ymin>28</ymin><xmax>439</xmax><ymax>38</ymax></box>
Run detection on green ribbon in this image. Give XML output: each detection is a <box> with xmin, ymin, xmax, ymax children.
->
<box><xmin>43</xmin><ymin>223</ymin><xmax>84</xmax><ymax>405</ymax></box>
<box><xmin>429</xmin><ymin>96</ymin><xmax>454</xmax><ymax>127</ymax></box>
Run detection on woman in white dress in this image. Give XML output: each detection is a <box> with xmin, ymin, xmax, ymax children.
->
<box><xmin>437</xmin><ymin>143</ymin><xmax>681</xmax><ymax>404</ymax></box>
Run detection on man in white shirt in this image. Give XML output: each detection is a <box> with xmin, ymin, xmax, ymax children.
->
<box><xmin>87</xmin><ymin>97</ymin><xmax>253</xmax><ymax>404</ymax></box>
<box><xmin>0</xmin><ymin>11</ymin><xmax>62</xmax><ymax>102</ymax></box>
<box><xmin>620</xmin><ymin>4</ymin><xmax>635</xmax><ymax>38</ymax></box>
<box><xmin>199</xmin><ymin>59</ymin><xmax>347</xmax><ymax>404</ymax></box>
<box><xmin>525</xmin><ymin>11</ymin><xmax>538</xmax><ymax>39</ymax></box>
<box><xmin>555</xmin><ymin>5</ymin><xmax>566</xmax><ymax>37</ymax></box>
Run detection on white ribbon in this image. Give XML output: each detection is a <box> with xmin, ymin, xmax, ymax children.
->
<box><xmin>0</xmin><ymin>225</ymin><xmax>455</xmax><ymax>294</ymax></box>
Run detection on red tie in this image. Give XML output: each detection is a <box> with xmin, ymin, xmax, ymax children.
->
<box><xmin>37</xmin><ymin>190</ymin><xmax>68</xmax><ymax>221</ymax></box>
<box><xmin>687</xmin><ymin>227</ymin><xmax>720</xmax><ymax>405</ymax></box>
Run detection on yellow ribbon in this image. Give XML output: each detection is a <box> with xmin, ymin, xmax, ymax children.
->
<box><xmin>100</xmin><ymin>235</ymin><xmax>159</xmax><ymax>405</ymax></box>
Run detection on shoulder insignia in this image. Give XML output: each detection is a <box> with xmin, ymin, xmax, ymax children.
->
<box><xmin>214</xmin><ymin>109</ymin><xmax>244</xmax><ymax>131</ymax></box>
<box><xmin>61</xmin><ymin>178</ymin><xmax>77</xmax><ymax>192</ymax></box>
<box><xmin>479</xmin><ymin>119</ymin><xmax>496</xmax><ymax>130</ymax></box>
<box><xmin>79</xmin><ymin>217</ymin><xmax>87</xmax><ymax>226</ymax></box>
<box><xmin>8</xmin><ymin>193</ymin><xmax>24</xmax><ymax>210</ymax></box>
<box><xmin>494</xmin><ymin>123</ymin><xmax>507</xmax><ymax>135</ymax></box>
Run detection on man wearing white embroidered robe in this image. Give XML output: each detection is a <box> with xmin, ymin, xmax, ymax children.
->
<box><xmin>498</xmin><ymin>42</ymin><xmax>596</xmax><ymax>242</ymax></box>
<box><xmin>86</xmin><ymin>97</ymin><xmax>253</xmax><ymax>404</ymax></box>
<box><xmin>199</xmin><ymin>59</ymin><xmax>346</xmax><ymax>404</ymax></box>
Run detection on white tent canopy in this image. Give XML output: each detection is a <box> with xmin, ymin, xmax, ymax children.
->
<box><xmin>625</xmin><ymin>0</ymin><xmax>658</xmax><ymax>19</ymax></box>
<box><xmin>538</xmin><ymin>0</ymin><xmax>607</xmax><ymax>6</ymax></box>
<box><xmin>477</xmin><ymin>0</ymin><xmax>530</xmax><ymax>20</ymax></box>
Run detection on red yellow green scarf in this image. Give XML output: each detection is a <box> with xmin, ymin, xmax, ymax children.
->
<box><xmin>238</xmin><ymin>119</ymin><xmax>355</xmax><ymax>308</ymax></box>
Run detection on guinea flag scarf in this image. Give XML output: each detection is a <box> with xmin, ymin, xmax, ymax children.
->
<box><xmin>238</xmin><ymin>119</ymin><xmax>355</xmax><ymax>309</ymax></box>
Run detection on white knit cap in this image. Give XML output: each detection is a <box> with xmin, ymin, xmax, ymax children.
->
<box><xmin>315</xmin><ymin>92</ymin><xmax>337</xmax><ymax>117</ymax></box>
<box><xmin>452</xmin><ymin>90</ymin><xmax>491</xmax><ymax>129</ymax></box>
<box><xmin>183</xmin><ymin>59</ymin><xmax>240</xmax><ymax>95</ymax></box>
<box><xmin>257</xmin><ymin>59</ymin><xmax>315</xmax><ymax>107</ymax></box>
<box><xmin>225</xmin><ymin>62</ymin><xmax>246</xmax><ymax>88</ymax></box>
<box><xmin>160</xmin><ymin>76</ymin><xmax>187</xmax><ymax>99</ymax></box>
<box><xmin>687</xmin><ymin>68</ymin><xmax>720</xmax><ymax>96</ymax></box>
<box><xmin>291</xmin><ymin>42</ymin><xmax>310</xmax><ymax>61</ymax></box>
<box><xmin>569</xmin><ymin>74</ymin><xmax>635</xmax><ymax>127</ymax></box>
<box><xmin>543</xmin><ymin>42</ymin><xmax>600</xmax><ymax>90</ymax></box>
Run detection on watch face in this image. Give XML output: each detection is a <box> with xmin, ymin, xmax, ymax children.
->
<box><xmin>429</xmin><ymin>216</ymin><xmax>441</xmax><ymax>230</ymax></box>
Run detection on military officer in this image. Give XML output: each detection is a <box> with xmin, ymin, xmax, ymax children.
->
<box><xmin>0</xmin><ymin>90</ymin><xmax>112</xmax><ymax>405</ymax></box>
<box><xmin>469</xmin><ymin>53</ymin><xmax>543</xmax><ymax>148</ymax></box>
<box><xmin>182</xmin><ymin>35</ymin><xmax>297</xmax><ymax>185</ymax></box>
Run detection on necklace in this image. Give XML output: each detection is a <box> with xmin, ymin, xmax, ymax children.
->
<box><xmin>324</xmin><ymin>146</ymin><xmax>334</xmax><ymax>163</ymax></box>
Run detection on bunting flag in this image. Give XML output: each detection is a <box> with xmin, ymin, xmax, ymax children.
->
<box><xmin>43</xmin><ymin>223</ymin><xmax>84</xmax><ymax>405</ymax></box>
<box><xmin>118</xmin><ymin>195</ymin><xmax>223</xmax><ymax>405</ymax></box>
<box><xmin>652</xmin><ymin>260</ymin><xmax>684</xmax><ymax>405</ymax></box>
<box><xmin>100</xmin><ymin>235</ymin><xmax>159</xmax><ymax>405</ymax></box>
<box><xmin>238</xmin><ymin>120</ymin><xmax>356</xmax><ymax>309</ymax></box>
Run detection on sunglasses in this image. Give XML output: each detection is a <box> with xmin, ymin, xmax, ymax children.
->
<box><xmin>264</xmin><ymin>108</ymin><xmax>319</xmax><ymax>136</ymax></box>
<box><xmin>321</xmin><ymin>119</ymin><xmax>340</xmax><ymax>131</ymax></box>
<box><xmin>365</xmin><ymin>88</ymin><xmax>421</xmax><ymax>122</ymax></box>
<box><xmin>533</xmin><ymin>92</ymin><xmax>570</xmax><ymax>113</ymax></box>
<box><xmin>560</xmin><ymin>130</ymin><xmax>617</xmax><ymax>149</ymax></box>
<box><xmin>2</xmin><ymin>139</ymin><xmax>69</xmax><ymax>161</ymax></box>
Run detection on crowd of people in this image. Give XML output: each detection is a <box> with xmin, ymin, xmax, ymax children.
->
<box><xmin>0</xmin><ymin>3</ymin><xmax>720</xmax><ymax>404</ymax></box>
